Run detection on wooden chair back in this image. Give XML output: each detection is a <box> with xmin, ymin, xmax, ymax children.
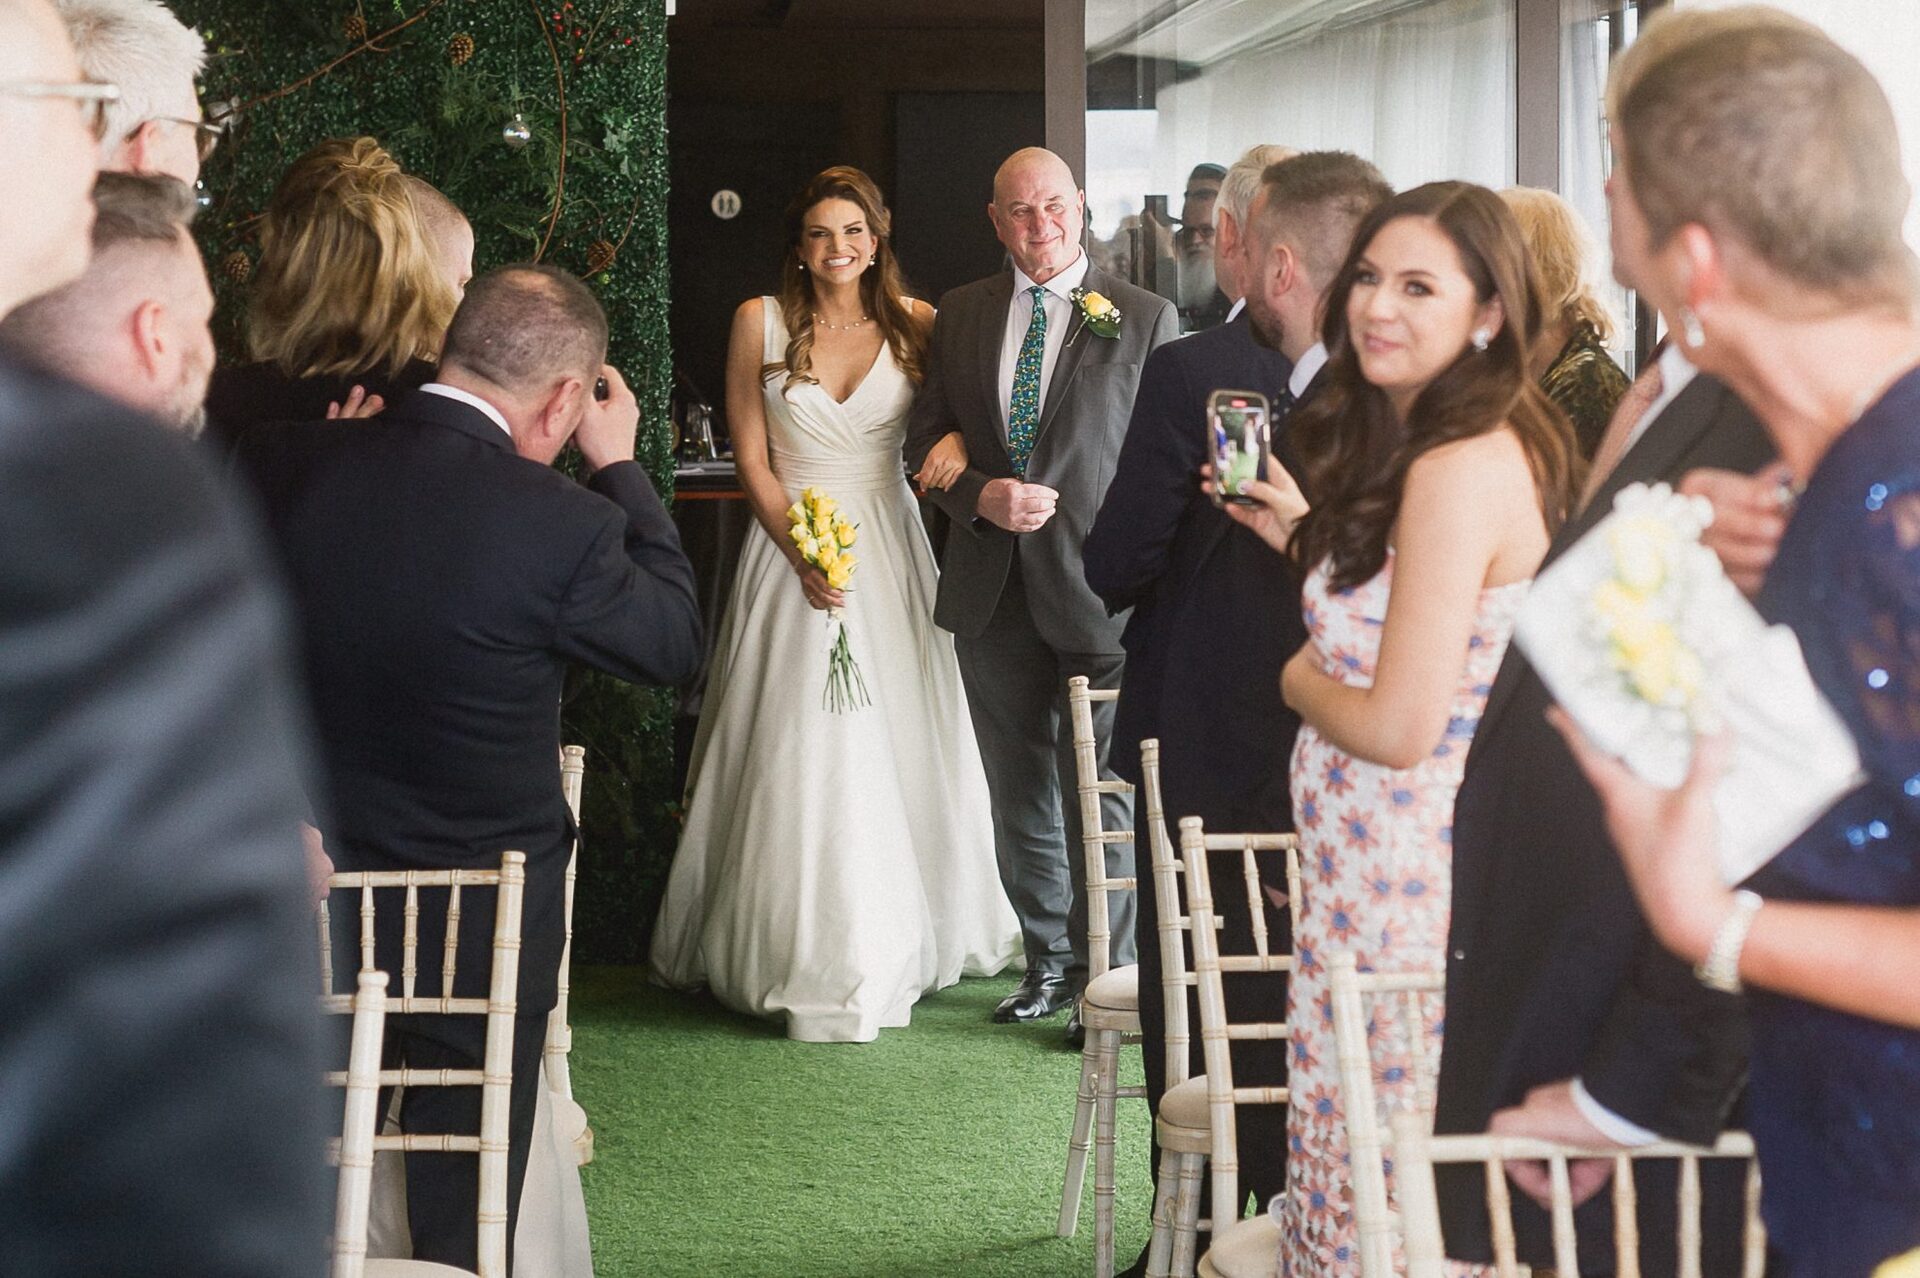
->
<box><xmin>1328</xmin><ymin>953</ymin><xmax>1447</xmax><ymax>1278</ymax></box>
<box><xmin>547</xmin><ymin>744</ymin><xmax>586</xmax><ymax>1097</ymax></box>
<box><xmin>1067</xmin><ymin>675</ymin><xmax>1136</xmax><ymax>979</ymax></box>
<box><xmin>1178</xmin><ymin>815</ymin><xmax>1300</xmax><ymax>1224</ymax></box>
<box><xmin>1138</xmin><ymin>738</ymin><xmax>1197</xmax><ymax>1095</ymax></box>
<box><xmin>1390</xmin><ymin>1111</ymin><xmax>1767</xmax><ymax>1278</ymax></box>
<box><xmin>326</xmin><ymin>968</ymin><xmax>390</xmax><ymax>1278</ymax></box>
<box><xmin>317</xmin><ymin>849</ymin><xmax>527</xmax><ymax>1278</ymax></box>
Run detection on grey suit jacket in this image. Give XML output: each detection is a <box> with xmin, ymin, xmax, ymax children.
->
<box><xmin>905</xmin><ymin>263</ymin><xmax>1179</xmax><ymax>653</ymax></box>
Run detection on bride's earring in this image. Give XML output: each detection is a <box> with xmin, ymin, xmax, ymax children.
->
<box><xmin>1470</xmin><ymin>327</ymin><xmax>1492</xmax><ymax>352</ymax></box>
<box><xmin>1679</xmin><ymin>306</ymin><xmax>1706</xmax><ymax>349</ymax></box>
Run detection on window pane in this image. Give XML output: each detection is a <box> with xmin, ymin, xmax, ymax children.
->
<box><xmin>1086</xmin><ymin>0</ymin><xmax>1517</xmax><ymax>333</ymax></box>
<box><xmin>1560</xmin><ymin>0</ymin><xmax>1642</xmax><ymax>370</ymax></box>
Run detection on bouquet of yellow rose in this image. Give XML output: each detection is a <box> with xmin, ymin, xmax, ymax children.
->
<box><xmin>787</xmin><ymin>487</ymin><xmax>869</xmax><ymax>712</ymax></box>
<box><xmin>1515</xmin><ymin>481</ymin><xmax>1861</xmax><ymax>884</ymax></box>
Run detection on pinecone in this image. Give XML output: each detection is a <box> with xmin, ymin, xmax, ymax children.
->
<box><xmin>585</xmin><ymin>239</ymin><xmax>616</xmax><ymax>275</ymax></box>
<box><xmin>447</xmin><ymin>32</ymin><xmax>475</xmax><ymax>65</ymax></box>
<box><xmin>220</xmin><ymin>250</ymin><xmax>251</xmax><ymax>284</ymax></box>
<box><xmin>342</xmin><ymin>11</ymin><xmax>367</xmax><ymax>42</ymax></box>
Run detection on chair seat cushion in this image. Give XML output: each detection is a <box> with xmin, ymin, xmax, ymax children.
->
<box><xmin>1082</xmin><ymin>963</ymin><xmax>1138</xmax><ymax>1012</ymax></box>
<box><xmin>363</xmin><ymin>1259</ymin><xmax>477</xmax><ymax>1276</ymax></box>
<box><xmin>1198</xmin><ymin>1212</ymin><xmax>1280</xmax><ymax>1278</ymax></box>
<box><xmin>1154</xmin><ymin>1075</ymin><xmax>1212</xmax><ymax>1152</ymax></box>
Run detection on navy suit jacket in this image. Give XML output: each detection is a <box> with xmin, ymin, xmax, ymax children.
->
<box><xmin>1083</xmin><ymin>313</ymin><xmax>1303</xmax><ymax>825</ymax></box>
<box><xmin>231</xmin><ymin>391</ymin><xmax>702</xmax><ymax>1011</ymax></box>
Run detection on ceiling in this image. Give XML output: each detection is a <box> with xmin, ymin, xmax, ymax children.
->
<box><xmin>1088</xmin><ymin>0</ymin><xmax>1452</xmax><ymax>67</ymax></box>
<box><xmin>670</xmin><ymin>0</ymin><xmax>1044</xmax><ymax>31</ymax></box>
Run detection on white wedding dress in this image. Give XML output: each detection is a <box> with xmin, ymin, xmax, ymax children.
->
<box><xmin>648</xmin><ymin>300</ymin><xmax>1019</xmax><ymax>1043</ymax></box>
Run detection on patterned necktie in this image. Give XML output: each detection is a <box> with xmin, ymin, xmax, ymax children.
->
<box><xmin>1579</xmin><ymin>354</ymin><xmax>1666</xmax><ymax>513</ymax></box>
<box><xmin>1007</xmin><ymin>284</ymin><xmax>1048</xmax><ymax>479</ymax></box>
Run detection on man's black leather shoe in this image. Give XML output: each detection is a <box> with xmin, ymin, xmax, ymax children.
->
<box><xmin>992</xmin><ymin>968</ymin><xmax>1071</xmax><ymax>1023</ymax></box>
<box><xmin>1064</xmin><ymin>997</ymin><xmax>1086</xmax><ymax>1050</ymax></box>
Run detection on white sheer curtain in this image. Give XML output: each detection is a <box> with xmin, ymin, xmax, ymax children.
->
<box><xmin>1086</xmin><ymin>0</ymin><xmax>1516</xmax><ymax>241</ymax></box>
<box><xmin>1559</xmin><ymin>0</ymin><xmax>1634</xmax><ymax>365</ymax></box>
<box><xmin>1677</xmin><ymin>0</ymin><xmax>1920</xmax><ymax>249</ymax></box>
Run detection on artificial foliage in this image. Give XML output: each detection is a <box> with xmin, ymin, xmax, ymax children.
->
<box><xmin>177</xmin><ymin>0</ymin><xmax>677</xmax><ymax>961</ymax></box>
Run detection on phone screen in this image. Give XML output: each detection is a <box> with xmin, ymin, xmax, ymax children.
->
<box><xmin>1208</xmin><ymin>391</ymin><xmax>1270</xmax><ymax>507</ymax></box>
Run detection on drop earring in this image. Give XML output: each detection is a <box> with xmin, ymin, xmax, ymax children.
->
<box><xmin>1679</xmin><ymin>307</ymin><xmax>1706</xmax><ymax>349</ymax></box>
<box><xmin>1471</xmin><ymin>327</ymin><xmax>1492</xmax><ymax>352</ymax></box>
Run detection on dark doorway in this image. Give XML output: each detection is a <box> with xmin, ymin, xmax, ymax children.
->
<box><xmin>893</xmin><ymin>91</ymin><xmax>1045</xmax><ymax>302</ymax></box>
<box><xmin>667</xmin><ymin>97</ymin><xmax>839</xmax><ymax>423</ymax></box>
<box><xmin>667</xmin><ymin>0</ymin><xmax>1046</xmax><ymax>442</ymax></box>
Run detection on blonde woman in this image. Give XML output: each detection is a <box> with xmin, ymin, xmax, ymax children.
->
<box><xmin>1501</xmin><ymin>186</ymin><xmax>1630</xmax><ymax>458</ymax></box>
<box><xmin>204</xmin><ymin>136</ymin><xmax>461</xmax><ymax>448</ymax></box>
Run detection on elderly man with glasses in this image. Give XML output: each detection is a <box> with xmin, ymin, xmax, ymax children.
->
<box><xmin>55</xmin><ymin>0</ymin><xmax>223</xmax><ymax>184</ymax></box>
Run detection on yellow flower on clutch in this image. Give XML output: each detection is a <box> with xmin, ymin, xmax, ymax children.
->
<box><xmin>1607</xmin><ymin>515</ymin><xmax>1675</xmax><ymax>595</ymax></box>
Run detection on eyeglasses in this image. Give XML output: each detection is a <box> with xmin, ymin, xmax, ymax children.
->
<box><xmin>0</xmin><ymin>79</ymin><xmax>121</xmax><ymax>138</ymax></box>
<box><xmin>146</xmin><ymin>113</ymin><xmax>230</xmax><ymax>163</ymax></box>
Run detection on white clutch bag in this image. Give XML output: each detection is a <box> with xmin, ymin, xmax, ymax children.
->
<box><xmin>1514</xmin><ymin>482</ymin><xmax>1864</xmax><ymax>885</ymax></box>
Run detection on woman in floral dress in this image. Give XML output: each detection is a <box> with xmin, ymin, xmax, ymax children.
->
<box><xmin>1231</xmin><ymin>182</ymin><xmax>1579</xmax><ymax>1275</ymax></box>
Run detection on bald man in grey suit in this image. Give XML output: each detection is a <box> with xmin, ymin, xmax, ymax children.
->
<box><xmin>906</xmin><ymin>148</ymin><xmax>1178</xmax><ymax>1039</ymax></box>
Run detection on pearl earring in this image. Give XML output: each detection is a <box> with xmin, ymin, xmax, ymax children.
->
<box><xmin>1470</xmin><ymin>327</ymin><xmax>1492</xmax><ymax>352</ymax></box>
<box><xmin>1679</xmin><ymin>307</ymin><xmax>1706</xmax><ymax>349</ymax></box>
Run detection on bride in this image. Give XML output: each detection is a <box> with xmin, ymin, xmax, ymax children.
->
<box><xmin>650</xmin><ymin>166</ymin><xmax>1020</xmax><ymax>1042</ymax></box>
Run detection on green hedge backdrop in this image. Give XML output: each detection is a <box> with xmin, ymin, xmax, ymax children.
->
<box><xmin>175</xmin><ymin>0</ymin><xmax>677</xmax><ymax>962</ymax></box>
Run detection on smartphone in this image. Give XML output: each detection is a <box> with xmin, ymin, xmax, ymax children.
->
<box><xmin>1207</xmin><ymin>389</ymin><xmax>1270</xmax><ymax>507</ymax></box>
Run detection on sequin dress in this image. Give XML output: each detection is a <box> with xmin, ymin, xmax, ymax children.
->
<box><xmin>1279</xmin><ymin>553</ymin><xmax>1524</xmax><ymax>1278</ymax></box>
<box><xmin>1745</xmin><ymin>366</ymin><xmax>1920</xmax><ymax>1275</ymax></box>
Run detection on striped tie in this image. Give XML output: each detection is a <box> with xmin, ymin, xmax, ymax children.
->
<box><xmin>1007</xmin><ymin>284</ymin><xmax>1048</xmax><ymax>478</ymax></box>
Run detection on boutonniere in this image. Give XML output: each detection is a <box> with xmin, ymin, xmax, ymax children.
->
<box><xmin>1069</xmin><ymin>287</ymin><xmax>1122</xmax><ymax>339</ymax></box>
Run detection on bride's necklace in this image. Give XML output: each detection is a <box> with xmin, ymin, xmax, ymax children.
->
<box><xmin>814</xmin><ymin>312</ymin><xmax>871</xmax><ymax>332</ymax></box>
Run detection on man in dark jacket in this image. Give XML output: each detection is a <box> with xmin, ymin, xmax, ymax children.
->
<box><xmin>234</xmin><ymin>263</ymin><xmax>701</xmax><ymax>1270</ymax></box>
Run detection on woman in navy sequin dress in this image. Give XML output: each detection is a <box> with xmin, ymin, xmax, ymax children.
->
<box><xmin>1557</xmin><ymin>10</ymin><xmax>1920</xmax><ymax>1273</ymax></box>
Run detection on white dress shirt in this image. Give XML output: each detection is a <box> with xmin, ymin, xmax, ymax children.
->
<box><xmin>997</xmin><ymin>249</ymin><xmax>1092</xmax><ymax>440</ymax></box>
<box><xmin>1224</xmin><ymin>296</ymin><xmax>1246</xmax><ymax>324</ymax></box>
<box><xmin>420</xmin><ymin>382</ymin><xmax>513</xmax><ymax>439</ymax></box>
<box><xmin>1288</xmin><ymin>342</ymin><xmax>1329</xmax><ymax>401</ymax></box>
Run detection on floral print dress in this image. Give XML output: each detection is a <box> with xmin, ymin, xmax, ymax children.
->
<box><xmin>1279</xmin><ymin>552</ymin><xmax>1525</xmax><ymax>1277</ymax></box>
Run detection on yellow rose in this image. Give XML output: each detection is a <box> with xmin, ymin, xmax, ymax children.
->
<box><xmin>811</xmin><ymin>515</ymin><xmax>834</xmax><ymax>542</ymax></box>
<box><xmin>826</xmin><ymin>558</ymin><xmax>854</xmax><ymax>589</ymax></box>
<box><xmin>814</xmin><ymin>496</ymin><xmax>839</xmax><ymax>520</ymax></box>
<box><xmin>785</xmin><ymin>501</ymin><xmax>804</xmax><ymax>526</ymax></box>
<box><xmin>837</xmin><ymin>523</ymin><xmax>858</xmax><ymax>548</ymax></box>
<box><xmin>800</xmin><ymin>487</ymin><xmax>821</xmax><ymax>505</ymax></box>
<box><xmin>789</xmin><ymin>524</ymin><xmax>809</xmax><ymax>547</ymax></box>
<box><xmin>1608</xmin><ymin>516</ymin><xmax>1673</xmax><ymax>595</ymax></box>
<box><xmin>801</xmin><ymin>535</ymin><xmax>820</xmax><ymax>561</ymax></box>
<box><xmin>1618</xmin><ymin>622</ymin><xmax>1700</xmax><ymax>707</ymax></box>
<box><xmin>1082</xmin><ymin>290</ymin><xmax>1115</xmax><ymax>317</ymax></box>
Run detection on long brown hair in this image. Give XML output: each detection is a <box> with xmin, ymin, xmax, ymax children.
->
<box><xmin>762</xmin><ymin>166</ymin><xmax>927</xmax><ymax>390</ymax></box>
<box><xmin>1290</xmin><ymin>182</ymin><xmax>1581</xmax><ymax>592</ymax></box>
<box><xmin>247</xmin><ymin>137</ymin><xmax>458</xmax><ymax>378</ymax></box>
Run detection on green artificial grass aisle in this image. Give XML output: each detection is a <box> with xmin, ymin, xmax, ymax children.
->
<box><xmin>569</xmin><ymin>966</ymin><xmax>1153</xmax><ymax>1276</ymax></box>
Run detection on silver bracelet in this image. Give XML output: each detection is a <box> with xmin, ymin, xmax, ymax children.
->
<box><xmin>1695</xmin><ymin>889</ymin><xmax>1764</xmax><ymax>994</ymax></box>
